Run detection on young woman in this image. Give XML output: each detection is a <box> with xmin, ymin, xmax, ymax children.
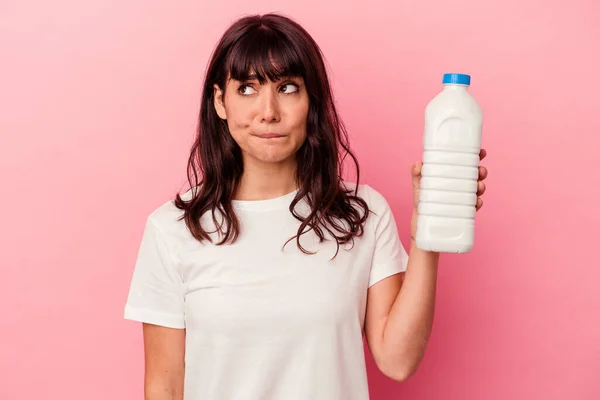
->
<box><xmin>124</xmin><ymin>13</ymin><xmax>488</xmax><ymax>400</ymax></box>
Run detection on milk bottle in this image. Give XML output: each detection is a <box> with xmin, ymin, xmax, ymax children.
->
<box><xmin>415</xmin><ymin>73</ymin><xmax>483</xmax><ymax>253</ymax></box>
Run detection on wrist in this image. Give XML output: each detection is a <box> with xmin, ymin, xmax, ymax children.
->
<box><xmin>409</xmin><ymin>209</ymin><xmax>440</xmax><ymax>257</ymax></box>
<box><xmin>409</xmin><ymin>240</ymin><xmax>441</xmax><ymax>264</ymax></box>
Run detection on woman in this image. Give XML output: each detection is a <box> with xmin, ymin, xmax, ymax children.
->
<box><xmin>124</xmin><ymin>13</ymin><xmax>488</xmax><ymax>400</ymax></box>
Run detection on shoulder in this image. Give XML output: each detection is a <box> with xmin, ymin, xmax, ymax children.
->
<box><xmin>341</xmin><ymin>181</ymin><xmax>391</xmax><ymax>213</ymax></box>
<box><xmin>144</xmin><ymin>189</ymin><xmax>193</xmax><ymax>241</ymax></box>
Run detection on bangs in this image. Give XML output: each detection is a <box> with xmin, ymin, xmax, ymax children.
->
<box><xmin>225</xmin><ymin>27</ymin><xmax>305</xmax><ymax>83</ymax></box>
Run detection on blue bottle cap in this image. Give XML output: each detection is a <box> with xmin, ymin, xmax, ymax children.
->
<box><xmin>442</xmin><ymin>73</ymin><xmax>471</xmax><ymax>85</ymax></box>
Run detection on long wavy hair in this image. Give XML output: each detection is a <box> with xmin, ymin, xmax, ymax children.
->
<box><xmin>174</xmin><ymin>13</ymin><xmax>370</xmax><ymax>256</ymax></box>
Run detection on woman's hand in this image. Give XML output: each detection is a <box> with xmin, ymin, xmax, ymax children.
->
<box><xmin>410</xmin><ymin>149</ymin><xmax>488</xmax><ymax>237</ymax></box>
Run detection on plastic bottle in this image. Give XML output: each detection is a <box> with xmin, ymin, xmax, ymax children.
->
<box><xmin>415</xmin><ymin>73</ymin><xmax>483</xmax><ymax>253</ymax></box>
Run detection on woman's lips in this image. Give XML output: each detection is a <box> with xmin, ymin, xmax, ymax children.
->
<box><xmin>254</xmin><ymin>133</ymin><xmax>286</xmax><ymax>139</ymax></box>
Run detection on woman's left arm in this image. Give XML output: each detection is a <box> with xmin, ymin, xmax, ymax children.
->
<box><xmin>364</xmin><ymin>149</ymin><xmax>488</xmax><ymax>382</ymax></box>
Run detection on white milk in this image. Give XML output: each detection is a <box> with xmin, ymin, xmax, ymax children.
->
<box><xmin>415</xmin><ymin>73</ymin><xmax>483</xmax><ymax>253</ymax></box>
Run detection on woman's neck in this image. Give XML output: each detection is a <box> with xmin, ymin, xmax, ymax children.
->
<box><xmin>234</xmin><ymin>156</ymin><xmax>298</xmax><ymax>201</ymax></box>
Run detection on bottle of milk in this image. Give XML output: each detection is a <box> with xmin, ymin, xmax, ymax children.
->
<box><xmin>415</xmin><ymin>73</ymin><xmax>483</xmax><ymax>253</ymax></box>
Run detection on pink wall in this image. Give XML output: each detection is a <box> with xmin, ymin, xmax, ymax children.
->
<box><xmin>1</xmin><ymin>0</ymin><xmax>599</xmax><ymax>399</ymax></box>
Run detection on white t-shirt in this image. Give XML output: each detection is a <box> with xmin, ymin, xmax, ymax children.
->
<box><xmin>124</xmin><ymin>183</ymin><xmax>408</xmax><ymax>399</ymax></box>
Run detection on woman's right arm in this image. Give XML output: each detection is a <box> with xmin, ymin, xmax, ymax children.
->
<box><xmin>143</xmin><ymin>323</ymin><xmax>186</xmax><ymax>400</ymax></box>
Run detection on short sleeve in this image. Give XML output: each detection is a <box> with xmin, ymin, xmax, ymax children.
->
<box><xmin>366</xmin><ymin>186</ymin><xmax>409</xmax><ymax>287</ymax></box>
<box><xmin>124</xmin><ymin>216</ymin><xmax>186</xmax><ymax>329</ymax></box>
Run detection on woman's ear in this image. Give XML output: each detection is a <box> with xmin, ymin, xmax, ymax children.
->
<box><xmin>213</xmin><ymin>84</ymin><xmax>227</xmax><ymax>120</ymax></box>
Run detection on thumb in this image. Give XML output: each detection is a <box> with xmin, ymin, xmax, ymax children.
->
<box><xmin>411</xmin><ymin>161</ymin><xmax>422</xmax><ymax>186</ymax></box>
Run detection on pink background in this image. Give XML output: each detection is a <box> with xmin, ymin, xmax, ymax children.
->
<box><xmin>1</xmin><ymin>0</ymin><xmax>599</xmax><ymax>399</ymax></box>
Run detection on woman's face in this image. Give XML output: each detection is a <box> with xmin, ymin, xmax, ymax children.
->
<box><xmin>214</xmin><ymin>74</ymin><xmax>309</xmax><ymax>166</ymax></box>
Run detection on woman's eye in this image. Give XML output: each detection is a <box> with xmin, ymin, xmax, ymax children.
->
<box><xmin>238</xmin><ymin>85</ymin><xmax>256</xmax><ymax>95</ymax></box>
<box><xmin>280</xmin><ymin>83</ymin><xmax>299</xmax><ymax>94</ymax></box>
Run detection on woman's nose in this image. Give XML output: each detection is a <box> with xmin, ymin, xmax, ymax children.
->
<box><xmin>259</xmin><ymin>90</ymin><xmax>280</xmax><ymax>122</ymax></box>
